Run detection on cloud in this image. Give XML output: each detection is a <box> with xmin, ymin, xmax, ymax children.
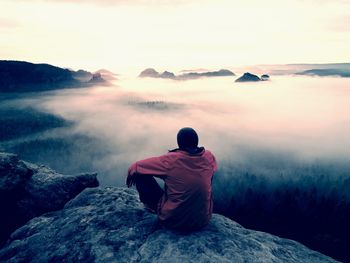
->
<box><xmin>328</xmin><ymin>14</ymin><xmax>350</xmax><ymax>32</ymax></box>
<box><xmin>0</xmin><ymin>18</ymin><xmax>20</xmax><ymax>29</ymax></box>
<box><xmin>27</xmin><ymin>0</ymin><xmax>189</xmax><ymax>7</ymax></box>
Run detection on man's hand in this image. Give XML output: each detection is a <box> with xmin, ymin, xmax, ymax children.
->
<box><xmin>126</xmin><ymin>173</ymin><xmax>137</xmax><ymax>188</ymax></box>
<box><xmin>126</xmin><ymin>163</ymin><xmax>138</xmax><ymax>187</ymax></box>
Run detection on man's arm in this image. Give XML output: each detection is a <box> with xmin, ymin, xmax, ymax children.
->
<box><xmin>127</xmin><ymin>154</ymin><xmax>171</xmax><ymax>187</ymax></box>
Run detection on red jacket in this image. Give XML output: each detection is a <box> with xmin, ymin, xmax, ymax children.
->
<box><xmin>128</xmin><ymin>148</ymin><xmax>217</xmax><ymax>230</ymax></box>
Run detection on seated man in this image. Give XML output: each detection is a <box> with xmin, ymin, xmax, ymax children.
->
<box><xmin>127</xmin><ymin>127</ymin><xmax>218</xmax><ymax>231</ymax></box>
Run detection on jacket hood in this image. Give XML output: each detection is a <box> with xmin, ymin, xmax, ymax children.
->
<box><xmin>168</xmin><ymin>147</ymin><xmax>205</xmax><ymax>156</ymax></box>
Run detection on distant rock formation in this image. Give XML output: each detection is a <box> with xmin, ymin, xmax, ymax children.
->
<box><xmin>296</xmin><ymin>69</ymin><xmax>350</xmax><ymax>78</ymax></box>
<box><xmin>235</xmin><ymin>72</ymin><xmax>261</xmax><ymax>82</ymax></box>
<box><xmin>179</xmin><ymin>69</ymin><xmax>235</xmax><ymax>79</ymax></box>
<box><xmin>95</xmin><ymin>69</ymin><xmax>118</xmax><ymax>81</ymax></box>
<box><xmin>0</xmin><ymin>186</ymin><xmax>337</xmax><ymax>263</ymax></box>
<box><xmin>139</xmin><ymin>68</ymin><xmax>160</xmax><ymax>78</ymax></box>
<box><xmin>139</xmin><ymin>68</ymin><xmax>235</xmax><ymax>80</ymax></box>
<box><xmin>0</xmin><ymin>60</ymin><xmax>109</xmax><ymax>92</ymax></box>
<box><xmin>88</xmin><ymin>72</ymin><xmax>106</xmax><ymax>84</ymax></box>
<box><xmin>72</xmin><ymin>69</ymin><xmax>92</xmax><ymax>82</ymax></box>
<box><xmin>160</xmin><ymin>71</ymin><xmax>176</xmax><ymax>79</ymax></box>
<box><xmin>261</xmin><ymin>74</ymin><xmax>270</xmax><ymax>81</ymax></box>
<box><xmin>0</xmin><ymin>152</ymin><xmax>98</xmax><ymax>246</ymax></box>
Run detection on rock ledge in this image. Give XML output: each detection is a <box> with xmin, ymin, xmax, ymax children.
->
<box><xmin>0</xmin><ymin>187</ymin><xmax>338</xmax><ymax>263</ymax></box>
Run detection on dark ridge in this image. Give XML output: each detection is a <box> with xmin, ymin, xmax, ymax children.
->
<box><xmin>0</xmin><ymin>60</ymin><xmax>108</xmax><ymax>92</ymax></box>
<box><xmin>296</xmin><ymin>69</ymin><xmax>350</xmax><ymax>78</ymax></box>
<box><xmin>139</xmin><ymin>68</ymin><xmax>235</xmax><ymax>80</ymax></box>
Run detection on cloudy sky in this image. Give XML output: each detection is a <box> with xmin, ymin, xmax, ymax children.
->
<box><xmin>0</xmin><ymin>0</ymin><xmax>349</xmax><ymax>72</ymax></box>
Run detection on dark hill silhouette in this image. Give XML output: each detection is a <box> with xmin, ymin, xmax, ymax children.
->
<box><xmin>261</xmin><ymin>74</ymin><xmax>270</xmax><ymax>81</ymax></box>
<box><xmin>179</xmin><ymin>69</ymin><xmax>235</xmax><ymax>79</ymax></box>
<box><xmin>139</xmin><ymin>68</ymin><xmax>159</xmax><ymax>78</ymax></box>
<box><xmin>139</xmin><ymin>68</ymin><xmax>235</xmax><ymax>80</ymax></box>
<box><xmin>0</xmin><ymin>60</ymin><xmax>107</xmax><ymax>92</ymax></box>
<box><xmin>235</xmin><ymin>72</ymin><xmax>261</xmax><ymax>82</ymax></box>
<box><xmin>296</xmin><ymin>69</ymin><xmax>350</xmax><ymax>77</ymax></box>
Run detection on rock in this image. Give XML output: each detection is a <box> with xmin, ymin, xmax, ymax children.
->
<box><xmin>0</xmin><ymin>153</ymin><xmax>33</xmax><ymax>192</ymax></box>
<box><xmin>0</xmin><ymin>187</ymin><xmax>338</xmax><ymax>262</ymax></box>
<box><xmin>235</xmin><ymin>72</ymin><xmax>261</xmax><ymax>82</ymax></box>
<box><xmin>261</xmin><ymin>74</ymin><xmax>270</xmax><ymax>81</ymax></box>
<box><xmin>0</xmin><ymin>152</ymin><xmax>98</xmax><ymax>246</ymax></box>
<box><xmin>139</xmin><ymin>68</ymin><xmax>159</xmax><ymax>78</ymax></box>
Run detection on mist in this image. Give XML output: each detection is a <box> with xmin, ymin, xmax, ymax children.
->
<box><xmin>1</xmin><ymin>74</ymin><xmax>350</xmax><ymax>261</ymax></box>
<box><xmin>28</xmin><ymin>75</ymin><xmax>350</xmax><ymax>180</ymax></box>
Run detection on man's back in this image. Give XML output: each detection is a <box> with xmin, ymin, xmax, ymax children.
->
<box><xmin>158</xmin><ymin>149</ymin><xmax>217</xmax><ymax>230</ymax></box>
<box><xmin>127</xmin><ymin>127</ymin><xmax>217</xmax><ymax>231</ymax></box>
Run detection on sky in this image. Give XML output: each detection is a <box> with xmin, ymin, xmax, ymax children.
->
<box><xmin>0</xmin><ymin>0</ymin><xmax>350</xmax><ymax>73</ymax></box>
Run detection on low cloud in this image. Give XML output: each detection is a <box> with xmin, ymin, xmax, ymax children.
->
<box><xmin>327</xmin><ymin>14</ymin><xmax>350</xmax><ymax>32</ymax></box>
<box><xmin>0</xmin><ymin>18</ymin><xmax>20</xmax><ymax>29</ymax></box>
<box><xmin>28</xmin><ymin>0</ymin><xmax>189</xmax><ymax>7</ymax></box>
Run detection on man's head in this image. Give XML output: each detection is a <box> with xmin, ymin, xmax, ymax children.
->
<box><xmin>177</xmin><ymin>127</ymin><xmax>199</xmax><ymax>150</ymax></box>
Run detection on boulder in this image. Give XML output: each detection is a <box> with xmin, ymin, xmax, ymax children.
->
<box><xmin>235</xmin><ymin>72</ymin><xmax>261</xmax><ymax>82</ymax></box>
<box><xmin>0</xmin><ymin>152</ymin><xmax>98</xmax><ymax>246</ymax></box>
<box><xmin>0</xmin><ymin>153</ymin><xmax>33</xmax><ymax>192</ymax></box>
<box><xmin>0</xmin><ymin>187</ymin><xmax>338</xmax><ymax>262</ymax></box>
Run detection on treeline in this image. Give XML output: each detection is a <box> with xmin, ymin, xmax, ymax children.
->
<box><xmin>213</xmin><ymin>160</ymin><xmax>350</xmax><ymax>262</ymax></box>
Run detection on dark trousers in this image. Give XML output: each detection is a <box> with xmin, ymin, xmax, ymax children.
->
<box><xmin>135</xmin><ymin>174</ymin><xmax>164</xmax><ymax>211</ymax></box>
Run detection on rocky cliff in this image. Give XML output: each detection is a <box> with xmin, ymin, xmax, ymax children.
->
<box><xmin>0</xmin><ymin>152</ymin><xmax>98</xmax><ymax>246</ymax></box>
<box><xmin>0</xmin><ymin>153</ymin><xmax>338</xmax><ymax>262</ymax></box>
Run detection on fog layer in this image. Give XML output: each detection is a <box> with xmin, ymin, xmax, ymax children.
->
<box><xmin>33</xmin><ymin>75</ymin><xmax>350</xmax><ymax>181</ymax></box>
<box><xmin>1</xmin><ymin>75</ymin><xmax>350</xmax><ymax>261</ymax></box>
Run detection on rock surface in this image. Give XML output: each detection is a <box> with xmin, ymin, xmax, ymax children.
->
<box><xmin>0</xmin><ymin>187</ymin><xmax>338</xmax><ymax>263</ymax></box>
<box><xmin>0</xmin><ymin>152</ymin><xmax>98</xmax><ymax>245</ymax></box>
<box><xmin>235</xmin><ymin>72</ymin><xmax>261</xmax><ymax>82</ymax></box>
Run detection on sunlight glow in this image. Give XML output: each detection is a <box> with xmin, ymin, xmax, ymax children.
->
<box><xmin>0</xmin><ymin>0</ymin><xmax>350</xmax><ymax>73</ymax></box>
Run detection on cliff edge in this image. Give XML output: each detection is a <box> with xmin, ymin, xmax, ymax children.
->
<box><xmin>0</xmin><ymin>153</ymin><xmax>338</xmax><ymax>262</ymax></box>
<box><xmin>0</xmin><ymin>188</ymin><xmax>338</xmax><ymax>262</ymax></box>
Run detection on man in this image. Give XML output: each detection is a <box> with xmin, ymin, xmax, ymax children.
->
<box><xmin>126</xmin><ymin>127</ymin><xmax>218</xmax><ymax>231</ymax></box>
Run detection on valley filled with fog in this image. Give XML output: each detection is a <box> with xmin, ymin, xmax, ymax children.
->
<box><xmin>11</xmin><ymin>75</ymin><xmax>350</xmax><ymax>182</ymax></box>
<box><xmin>1</xmin><ymin>74</ymin><xmax>350</xmax><ymax>261</ymax></box>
